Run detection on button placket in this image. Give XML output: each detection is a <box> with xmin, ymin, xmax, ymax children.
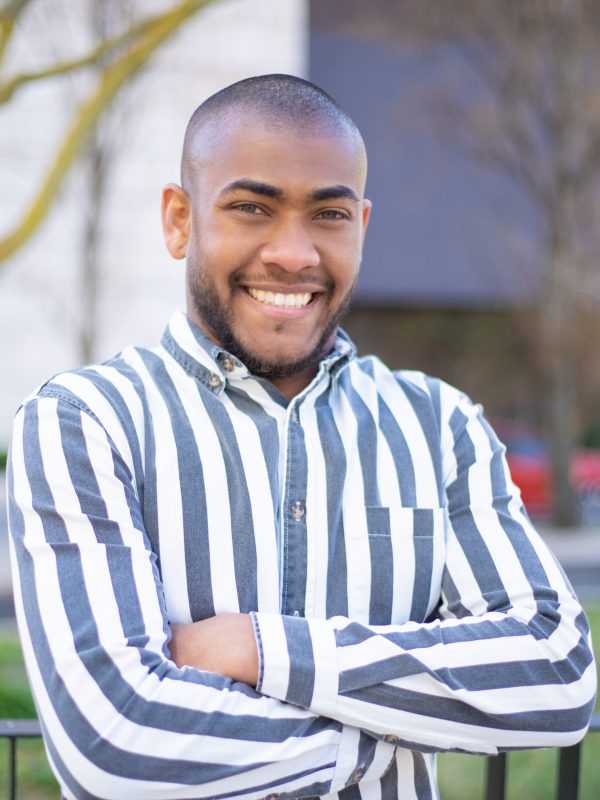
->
<box><xmin>280</xmin><ymin>402</ymin><xmax>308</xmax><ymax>617</ymax></box>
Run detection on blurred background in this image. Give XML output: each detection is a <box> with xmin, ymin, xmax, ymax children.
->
<box><xmin>0</xmin><ymin>3</ymin><xmax>599</xmax><ymax>797</ymax></box>
<box><xmin>3</xmin><ymin>0</ymin><xmax>600</xmax><ymax>530</ymax></box>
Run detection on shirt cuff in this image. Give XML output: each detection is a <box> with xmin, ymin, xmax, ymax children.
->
<box><xmin>250</xmin><ymin>612</ymin><xmax>396</xmax><ymax>792</ymax></box>
<box><xmin>251</xmin><ymin>612</ymin><xmax>339</xmax><ymax>718</ymax></box>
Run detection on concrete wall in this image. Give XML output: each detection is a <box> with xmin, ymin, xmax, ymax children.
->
<box><xmin>0</xmin><ymin>0</ymin><xmax>308</xmax><ymax>444</ymax></box>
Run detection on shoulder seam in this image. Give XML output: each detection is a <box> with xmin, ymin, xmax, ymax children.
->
<box><xmin>36</xmin><ymin>387</ymin><xmax>102</xmax><ymax>427</ymax></box>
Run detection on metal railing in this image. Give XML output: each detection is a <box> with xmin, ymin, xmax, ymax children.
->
<box><xmin>485</xmin><ymin>713</ymin><xmax>600</xmax><ymax>800</ymax></box>
<box><xmin>2</xmin><ymin>714</ymin><xmax>600</xmax><ymax>800</ymax></box>
<box><xmin>1</xmin><ymin>718</ymin><xmax>46</xmax><ymax>800</ymax></box>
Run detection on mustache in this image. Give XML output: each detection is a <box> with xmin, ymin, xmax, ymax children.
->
<box><xmin>231</xmin><ymin>272</ymin><xmax>334</xmax><ymax>291</ymax></box>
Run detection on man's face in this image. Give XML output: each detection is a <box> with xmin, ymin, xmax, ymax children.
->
<box><xmin>166</xmin><ymin>115</ymin><xmax>371</xmax><ymax>381</ymax></box>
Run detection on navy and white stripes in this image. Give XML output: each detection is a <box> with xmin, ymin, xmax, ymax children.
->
<box><xmin>8</xmin><ymin>310</ymin><xmax>596</xmax><ymax>800</ymax></box>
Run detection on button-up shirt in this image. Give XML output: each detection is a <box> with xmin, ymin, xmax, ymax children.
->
<box><xmin>8</xmin><ymin>311</ymin><xmax>596</xmax><ymax>800</ymax></box>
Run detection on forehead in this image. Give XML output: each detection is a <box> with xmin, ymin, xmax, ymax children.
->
<box><xmin>187</xmin><ymin>113</ymin><xmax>367</xmax><ymax>198</ymax></box>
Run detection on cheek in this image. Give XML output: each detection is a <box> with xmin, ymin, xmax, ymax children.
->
<box><xmin>199</xmin><ymin>230</ymin><xmax>257</xmax><ymax>280</ymax></box>
<box><xmin>329</xmin><ymin>249</ymin><xmax>361</xmax><ymax>292</ymax></box>
<box><xmin>320</xmin><ymin>228</ymin><xmax>363</xmax><ymax>274</ymax></box>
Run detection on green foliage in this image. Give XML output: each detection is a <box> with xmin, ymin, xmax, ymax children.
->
<box><xmin>582</xmin><ymin>420</ymin><xmax>600</xmax><ymax>450</ymax></box>
<box><xmin>0</xmin><ymin>635</ymin><xmax>36</xmax><ymax>717</ymax></box>
<box><xmin>0</xmin><ymin>682</ymin><xmax>36</xmax><ymax>717</ymax></box>
<box><xmin>0</xmin><ymin>738</ymin><xmax>58</xmax><ymax>797</ymax></box>
<box><xmin>0</xmin><ymin>632</ymin><xmax>58</xmax><ymax>795</ymax></box>
<box><xmin>439</xmin><ymin>743</ymin><xmax>600</xmax><ymax>800</ymax></box>
<box><xmin>586</xmin><ymin>605</ymin><xmax>600</xmax><ymax>713</ymax></box>
<box><xmin>0</xmin><ymin>448</ymin><xmax>7</xmax><ymax>471</ymax></box>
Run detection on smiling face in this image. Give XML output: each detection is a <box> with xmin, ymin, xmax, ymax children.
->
<box><xmin>161</xmin><ymin>112</ymin><xmax>371</xmax><ymax>397</ymax></box>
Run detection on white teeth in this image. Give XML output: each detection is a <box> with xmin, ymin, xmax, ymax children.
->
<box><xmin>247</xmin><ymin>288</ymin><xmax>312</xmax><ymax>308</ymax></box>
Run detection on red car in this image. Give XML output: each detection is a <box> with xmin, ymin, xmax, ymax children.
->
<box><xmin>491</xmin><ymin>418</ymin><xmax>600</xmax><ymax>522</ymax></box>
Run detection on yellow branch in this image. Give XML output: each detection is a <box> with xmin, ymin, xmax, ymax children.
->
<box><xmin>0</xmin><ymin>0</ymin><xmax>33</xmax><ymax>66</ymax></box>
<box><xmin>0</xmin><ymin>0</ymin><xmax>218</xmax><ymax>264</ymax></box>
<box><xmin>0</xmin><ymin>18</ymin><xmax>14</xmax><ymax>64</ymax></box>
<box><xmin>0</xmin><ymin>9</ymin><xmax>158</xmax><ymax>103</ymax></box>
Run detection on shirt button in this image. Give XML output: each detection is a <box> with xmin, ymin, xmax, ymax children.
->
<box><xmin>384</xmin><ymin>733</ymin><xmax>399</xmax><ymax>744</ymax></box>
<box><xmin>349</xmin><ymin>766</ymin><xmax>365</xmax><ymax>783</ymax></box>
<box><xmin>208</xmin><ymin>373</ymin><xmax>222</xmax><ymax>389</ymax></box>
<box><xmin>290</xmin><ymin>501</ymin><xmax>305</xmax><ymax>521</ymax></box>
<box><xmin>222</xmin><ymin>357</ymin><xmax>234</xmax><ymax>373</ymax></box>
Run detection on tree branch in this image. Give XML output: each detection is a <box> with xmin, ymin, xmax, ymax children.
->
<box><xmin>0</xmin><ymin>0</ymin><xmax>32</xmax><ymax>66</ymax></box>
<box><xmin>0</xmin><ymin>6</ymin><xmax>157</xmax><ymax>103</ymax></box>
<box><xmin>0</xmin><ymin>0</ymin><xmax>218</xmax><ymax>265</ymax></box>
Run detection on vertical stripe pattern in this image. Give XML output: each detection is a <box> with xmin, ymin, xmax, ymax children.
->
<box><xmin>8</xmin><ymin>310</ymin><xmax>596</xmax><ymax>800</ymax></box>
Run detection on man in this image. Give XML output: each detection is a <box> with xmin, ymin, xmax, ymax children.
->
<box><xmin>8</xmin><ymin>75</ymin><xmax>596</xmax><ymax>800</ymax></box>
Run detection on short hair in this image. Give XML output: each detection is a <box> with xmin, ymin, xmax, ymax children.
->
<box><xmin>181</xmin><ymin>74</ymin><xmax>363</xmax><ymax>188</ymax></box>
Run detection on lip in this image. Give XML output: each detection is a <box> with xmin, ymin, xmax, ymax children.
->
<box><xmin>240</xmin><ymin>285</ymin><xmax>324</xmax><ymax>319</ymax></box>
<box><xmin>240</xmin><ymin>281</ymin><xmax>328</xmax><ymax>294</ymax></box>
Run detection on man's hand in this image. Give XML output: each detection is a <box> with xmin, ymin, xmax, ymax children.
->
<box><xmin>169</xmin><ymin>613</ymin><xmax>259</xmax><ymax>686</ymax></box>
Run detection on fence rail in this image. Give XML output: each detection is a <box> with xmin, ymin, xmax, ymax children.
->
<box><xmin>2</xmin><ymin>714</ymin><xmax>600</xmax><ymax>800</ymax></box>
<box><xmin>1</xmin><ymin>718</ymin><xmax>46</xmax><ymax>800</ymax></box>
<box><xmin>484</xmin><ymin>713</ymin><xmax>600</xmax><ymax>800</ymax></box>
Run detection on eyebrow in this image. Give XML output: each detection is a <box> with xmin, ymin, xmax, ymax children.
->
<box><xmin>219</xmin><ymin>179</ymin><xmax>283</xmax><ymax>199</ymax></box>
<box><xmin>219</xmin><ymin>179</ymin><xmax>360</xmax><ymax>204</ymax></box>
<box><xmin>309</xmin><ymin>185</ymin><xmax>360</xmax><ymax>204</ymax></box>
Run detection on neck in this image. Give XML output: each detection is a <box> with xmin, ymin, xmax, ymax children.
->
<box><xmin>270</xmin><ymin>365</ymin><xmax>319</xmax><ymax>403</ymax></box>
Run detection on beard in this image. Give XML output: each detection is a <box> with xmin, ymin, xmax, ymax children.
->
<box><xmin>187</xmin><ymin>266</ymin><xmax>356</xmax><ymax>380</ymax></box>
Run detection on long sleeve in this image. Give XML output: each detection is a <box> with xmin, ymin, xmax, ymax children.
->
<box><xmin>8</xmin><ymin>394</ymin><xmax>395</xmax><ymax>800</ymax></box>
<box><xmin>253</xmin><ymin>382</ymin><xmax>597</xmax><ymax>755</ymax></box>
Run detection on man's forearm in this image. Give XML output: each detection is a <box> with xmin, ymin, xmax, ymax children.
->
<box><xmin>169</xmin><ymin>613</ymin><xmax>259</xmax><ymax>685</ymax></box>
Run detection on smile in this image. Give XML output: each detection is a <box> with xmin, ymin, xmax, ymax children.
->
<box><xmin>246</xmin><ymin>288</ymin><xmax>313</xmax><ymax>308</ymax></box>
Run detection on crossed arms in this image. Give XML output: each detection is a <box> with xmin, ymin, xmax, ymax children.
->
<box><xmin>170</xmin><ymin>614</ymin><xmax>258</xmax><ymax>684</ymax></box>
<box><xmin>8</xmin><ymin>381</ymin><xmax>597</xmax><ymax>800</ymax></box>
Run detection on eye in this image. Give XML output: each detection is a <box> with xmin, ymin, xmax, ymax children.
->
<box><xmin>231</xmin><ymin>203</ymin><xmax>267</xmax><ymax>215</ymax></box>
<box><xmin>315</xmin><ymin>209</ymin><xmax>350</xmax><ymax>221</ymax></box>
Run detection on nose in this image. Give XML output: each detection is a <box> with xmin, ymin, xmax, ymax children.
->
<box><xmin>259</xmin><ymin>218</ymin><xmax>320</xmax><ymax>273</ymax></box>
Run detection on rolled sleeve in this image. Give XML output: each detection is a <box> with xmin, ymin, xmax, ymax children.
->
<box><xmin>252</xmin><ymin>612</ymin><xmax>339</xmax><ymax>717</ymax></box>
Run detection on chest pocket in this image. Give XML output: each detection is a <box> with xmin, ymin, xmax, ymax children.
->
<box><xmin>366</xmin><ymin>506</ymin><xmax>446</xmax><ymax>625</ymax></box>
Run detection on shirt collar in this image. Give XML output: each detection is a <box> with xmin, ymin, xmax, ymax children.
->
<box><xmin>160</xmin><ymin>310</ymin><xmax>356</xmax><ymax>395</ymax></box>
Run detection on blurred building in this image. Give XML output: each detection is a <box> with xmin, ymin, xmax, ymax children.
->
<box><xmin>0</xmin><ymin>0</ymin><xmax>545</xmax><ymax>446</ymax></box>
<box><xmin>308</xmin><ymin>2</ymin><xmax>540</xmax><ymax>420</ymax></box>
<box><xmin>310</xmin><ymin>4</ymin><xmax>540</xmax><ymax>307</ymax></box>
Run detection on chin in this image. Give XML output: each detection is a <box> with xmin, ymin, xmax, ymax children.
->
<box><xmin>241</xmin><ymin>339</ymin><xmax>317</xmax><ymax>366</ymax></box>
<box><xmin>236</xmin><ymin>342</ymin><xmax>323</xmax><ymax>381</ymax></box>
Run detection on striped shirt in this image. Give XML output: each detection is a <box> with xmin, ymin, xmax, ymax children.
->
<box><xmin>8</xmin><ymin>310</ymin><xmax>596</xmax><ymax>800</ymax></box>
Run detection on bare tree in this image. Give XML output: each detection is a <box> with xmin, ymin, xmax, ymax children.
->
<box><xmin>320</xmin><ymin>0</ymin><xmax>600</xmax><ymax>525</ymax></box>
<box><xmin>441</xmin><ymin>0</ymin><xmax>600</xmax><ymax>526</ymax></box>
<box><xmin>77</xmin><ymin>0</ymin><xmax>136</xmax><ymax>364</ymax></box>
<box><xmin>0</xmin><ymin>0</ymin><xmax>219</xmax><ymax>265</ymax></box>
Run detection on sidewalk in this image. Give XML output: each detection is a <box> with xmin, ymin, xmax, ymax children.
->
<box><xmin>536</xmin><ymin>525</ymin><xmax>600</xmax><ymax>601</ymax></box>
<box><xmin>537</xmin><ymin>524</ymin><xmax>600</xmax><ymax>566</ymax></box>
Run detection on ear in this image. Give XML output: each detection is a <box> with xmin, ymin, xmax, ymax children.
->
<box><xmin>161</xmin><ymin>183</ymin><xmax>191</xmax><ymax>260</ymax></box>
<box><xmin>360</xmin><ymin>198</ymin><xmax>372</xmax><ymax>243</ymax></box>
